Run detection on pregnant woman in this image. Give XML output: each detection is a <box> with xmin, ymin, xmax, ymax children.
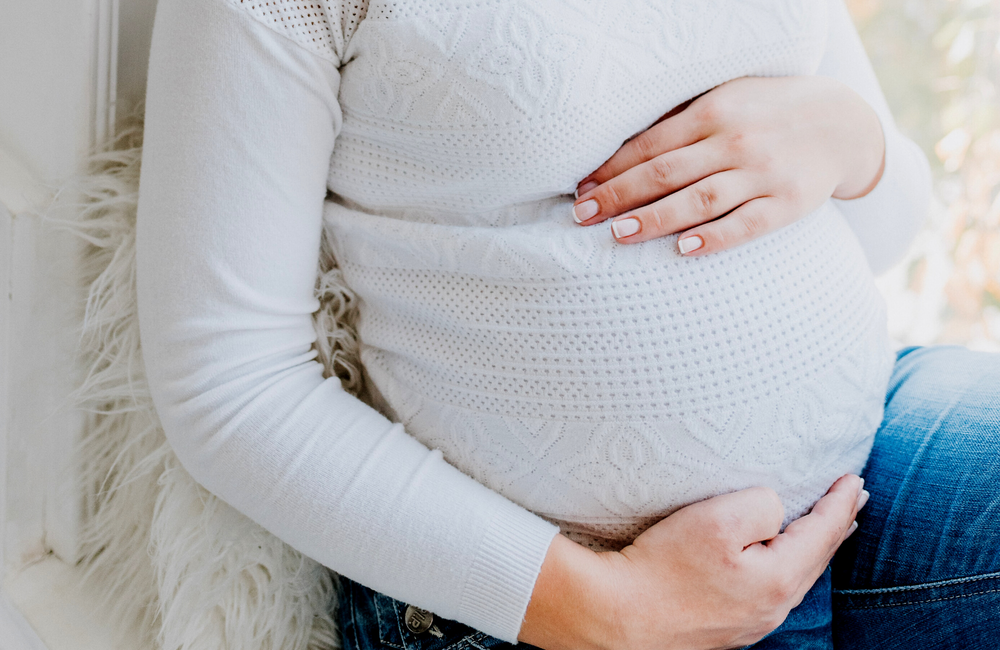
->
<box><xmin>135</xmin><ymin>0</ymin><xmax>1000</xmax><ymax>648</ymax></box>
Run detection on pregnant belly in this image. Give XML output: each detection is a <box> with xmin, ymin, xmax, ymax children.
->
<box><xmin>324</xmin><ymin>197</ymin><xmax>894</xmax><ymax>548</ymax></box>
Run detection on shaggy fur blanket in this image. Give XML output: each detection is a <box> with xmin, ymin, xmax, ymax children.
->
<box><xmin>58</xmin><ymin>122</ymin><xmax>366</xmax><ymax>650</ymax></box>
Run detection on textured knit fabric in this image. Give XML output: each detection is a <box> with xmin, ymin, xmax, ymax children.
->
<box><xmin>136</xmin><ymin>0</ymin><xmax>931</xmax><ymax>642</ymax></box>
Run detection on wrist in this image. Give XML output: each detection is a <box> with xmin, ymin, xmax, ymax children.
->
<box><xmin>518</xmin><ymin>535</ymin><xmax>621</xmax><ymax>650</ymax></box>
<box><xmin>832</xmin><ymin>92</ymin><xmax>886</xmax><ymax>200</ymax></box>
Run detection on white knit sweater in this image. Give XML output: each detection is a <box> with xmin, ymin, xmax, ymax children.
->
<box><xmin>136</xmin><ymin>0</ymin><xmax>931</xmax><ymax>642</ymax></box>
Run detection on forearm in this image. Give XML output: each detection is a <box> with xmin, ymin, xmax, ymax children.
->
<box><xmin>137</xmin><ymin>0</ymin><xmax>559</xmax><ymax>640</ymax></box>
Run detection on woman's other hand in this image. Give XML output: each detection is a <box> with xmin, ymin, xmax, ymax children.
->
<box><xmin>571</xmin><ymin>76</ymin><xmax>886</xmax><ymax>256</ymax></box>
<box><xmin>519</xmin><ymin>475</ymin><xmax>867</xmax><ymax>650</ymax></box>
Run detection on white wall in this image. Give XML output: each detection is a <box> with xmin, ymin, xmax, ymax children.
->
<box><xmin>0</xmin><ymin>3</ymin><xmax>162</xmax><ymax>649</ymax></box>
<box><xmin>0</xmin><ymin>0</ymin><xmax>157</xmax><ymax>184</ymax></box>
<box><xmin>117</xmin><ymin>0</ymin><xmax>158</xmax><ymax>122</ymax></box>
<box><xmin>0</xmin><ymin>0</ymin><xmax>158</xmax><ymax>577</ymax></box>
<box><xmin>0</xmin><ymin>0</ymin><xmax>103</xmax><ymax>575</ymax></box>
<box><xmin>0</xmin><ymin>0</ymin><xmax>107</xmax><ymax>184</ymax></box>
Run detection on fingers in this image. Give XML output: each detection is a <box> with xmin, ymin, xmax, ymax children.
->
<box><xmin>755</xmin><ymin>475</ymin><xmax>864</xmax><ymax>577</ymax></box>
<box><xmin>673</xmin><ymin>196</ymin><xmax>799</xmax><ymax>256</ymax></box>
<box><xmin>572</xmin><ymin>141</ymin><xmax>722</xmax><ymax>226</ymax></box>
<box><xmin>693</xmin><ymin>486</ymin><xmax>786</xmax><ymax>549</ymax></box>
<box><xmin>578</xmin><ymin>107</ymin><xmax>708</xmax><ymax>192</ymax></box>
<box><xmin>733</xmin><ymin>475</ymin><xmax>865</xmax><ymax>613</ymax></box>
<box><xmin>607</xmin><ymin>171</ymin><xmax>757</xmax><ymax>244</ymax></box>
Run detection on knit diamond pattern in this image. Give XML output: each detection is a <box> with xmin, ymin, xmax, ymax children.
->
<box><xmin>233</xmin><ymin>0</ymin><xmax>894</xmax><ymax>550</ymax></box>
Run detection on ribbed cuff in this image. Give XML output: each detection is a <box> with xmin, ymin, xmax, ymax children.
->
<box><xmin>457</xmin><ymin>500</ymin><xmax>560</xmax><ymax>643</ymax></box>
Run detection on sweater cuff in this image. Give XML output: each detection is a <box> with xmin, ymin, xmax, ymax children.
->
<box><xmin>457</xmin><ymin>500</ymin><xmax>561</xmax><ymax>643</ymax></box>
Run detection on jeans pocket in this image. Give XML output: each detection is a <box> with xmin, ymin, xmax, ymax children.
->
<box><xmin>340</xmin><ymin>578</ymin><xmax>497</xmax><ymax>650</ymax></box>
<box><xmin>833</xmin><ymin>571</ymin><xmax>1000</xmax><ymax>611</ymax></box>
<box><xmin>832</xmin><ymin>572</ymin><xmax>1000</xmax><ymax>650</ymax></box>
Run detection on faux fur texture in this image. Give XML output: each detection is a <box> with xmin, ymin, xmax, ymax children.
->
<box><xmin>53</xmin><ymin>121</ymin><xmax>365</xmax><ymax>650</ymax></box>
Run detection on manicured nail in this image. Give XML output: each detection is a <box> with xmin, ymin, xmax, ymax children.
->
<box><xmin>859</xmin><ymin>478</ymin><xmax>864</xmax><ymax>492</ymax></box>
<box><xmin>576</xmin><ymin>180</ymin><xmax>599</xmax><ymax>198</ymax></box>
<box><xmin>846</xmin><ymin>520</ymin><xmax>859</xmax><ymax>538</ymax></box>
<box><xmin>611</xmin><ymin>216</ymin><xmax>641</xmax><ymax>239</ymax></box>
<box><xmin>678</xmin><ymin>235</ymin><xmax>704</xmax><ymax>254</ymax></box>
<box><xmin>856</xmin><ymin>490</ymin><xmax>870</xmax><ymax>511</ymax></box>
<box><xmin>573</xmin><ymin>199</ymin><xmax>599</xmax><ymax>223</ymax></box>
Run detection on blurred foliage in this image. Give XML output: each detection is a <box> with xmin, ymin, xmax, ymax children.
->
<box><xmin>849</xmin><ymin>0</ymin><xmax>1000</xmax><ymax>350</ymax></box>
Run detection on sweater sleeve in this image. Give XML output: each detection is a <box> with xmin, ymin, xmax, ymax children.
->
<box><xmin>135</xmin><ymin>0</ymin><xmax>559</xmax><ymax>642</ymax></box>
<box><xmin>817</xmin><ymin>0</ymin><xmax>933</xmax><ymax>275</ymax></box>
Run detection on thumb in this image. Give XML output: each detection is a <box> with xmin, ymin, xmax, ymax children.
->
<box><xmin>757</xmin><ymin>474</ymin><xmax>863</xmax><ymax>572</ymax></box>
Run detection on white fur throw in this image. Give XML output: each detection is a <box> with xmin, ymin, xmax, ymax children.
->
<box><xmin>59</xmin><ymin>122</ymin><xmax>365</xmax><ymax>650</ymax></box>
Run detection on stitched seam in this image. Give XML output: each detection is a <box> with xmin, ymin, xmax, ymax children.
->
<box><xmin>220</xmin><ymin>0</ymin><xmax>341</xmax><ymax>64</ymax></box>
<box><xmin>391</xmin><ymin>599</ymin><xmax>410</xmax><ymax>650</ymax></box>
<box><xmin>374</xmin><ymin>594</ymin><xmax>405</xmax><ymax>650</ymax></box>
<box><xmin>442</xmin><ymin>629</ymin><xmax>489</xmax><ymax>650</ymax></box>
<box><xmin>347</xmin><ymin>583</ymin><xmax>360</xmax><ymax>650</ymax></box>
<box><xmin>833</xmin><ymin>571</ymin><xmax>1000</xmax><ymax>595</ymax></box>
<box><xmin>835</xmin><ymin>587</ymin><xmax>1000</xmax><ymax>610</ymax></box>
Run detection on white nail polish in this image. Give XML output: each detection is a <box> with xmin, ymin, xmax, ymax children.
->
<box><xmin>573</xmin><ymin>200</ymin><xmax>600</xmax><ymax>223</ymax></box>
<box><xmin>678</xmin><ymin>235</ymin><xmax>704</xmax><ymax>254</ymax></box>
<box><xmin>611</xmin><ymin>217</ymin><xmax>641</xmax><ymax>239</ymax></box>
<box><xmin>847</xmin><ymin>520</ymin><xmax>859</xmax><ymax>536</ymax></box>
<box><xmin>856</xmin><ymin>489</ymin><xmax>870</xmax><ymax>510</ymax></box>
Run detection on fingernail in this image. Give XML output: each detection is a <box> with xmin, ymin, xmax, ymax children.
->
<box><xmin>575</xmin><ymin>180</ymin><xmax>599</xmax><ymax>198</ymax></box>
<box><xmin>856</xmin><ymin>490</ymin><xmax>870</xmax><ymax>511</ymax></box>
<box><xmin>611</xmin><ymin>216</ymin><xmax>641</xmax><ymax>239</ymax></box>
<box><xmin>573</xmin><ymin>199</ymin><xmax>599</xmax><ymax>223</ymax></box>
<box><xmin>678</xmin><ymin>235</ymin><xmax>704</xmax><ymax>254</ymax></box>
<box><xmin>846</xmin><ymin>520</ymin><xmax>859</xmax><ymax>538</ymax></box>
<box><xmin>859</xmin><ymin>478</ymin><xmax>865</xmax><ymax>492</ymax></box>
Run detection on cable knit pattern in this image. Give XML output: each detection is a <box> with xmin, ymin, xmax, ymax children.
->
<box><xmin>137</xmin><ymin>0</ymin><xmax>930</xmax><ymax>639</ymax></box>
<box><xmin>328</xmin><ymin>201</ymin><xmax>894</xmax><ymax>549</ymax></box>
<box><xmin>330</xmin><ymin>1</ymin><xmax>830</xmax><ymax>214</ymax></box>
<box><xmin>321</xmin><ymin>0</ymin><xmax>893</xmax><ymax>548</ymax></box>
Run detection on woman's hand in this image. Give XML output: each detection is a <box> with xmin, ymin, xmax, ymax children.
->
<box><xmin>571</xmin><ymin>76</ymin><xmax>886</xmax><ymax>256</ymax></box>
<box><xmin>519</xmin><ymin>475</ymin><xmax>868</xmax><ymax>650</ymax></box>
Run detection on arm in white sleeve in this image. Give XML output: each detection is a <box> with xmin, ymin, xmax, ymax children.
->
<box><xmin>135</xmin><ymin>0</ymin><xmax>558</xmax><ymax>641</ymax></box>
<box><xmin>817</xmin><ymin>0</ymin><xmax>933</xmax><ymax>275</ymax></box>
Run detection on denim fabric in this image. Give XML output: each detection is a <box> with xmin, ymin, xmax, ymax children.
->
<box><xmin>336</xmin><ymin>346</ymin><xmax>1000</xmax><ymax>650</ymax></box>
<box><xmin>336</xmin><ymin>567</ymin><xmax>833</xmax><ymax>650</ymax></box>
<box><xmin>337</xmin><ymin>576</ymin><xmax>528</xmax><ymax>650</ymax></box>
<box><xmin>740</xmin><ymin>567</ymin><xmax>834</xmax><ymax>649</ymax></box>
<box><xmin>831</xmin><ymin>345</ymin><xmax>1000</xmax><ymax>649</ymax></box>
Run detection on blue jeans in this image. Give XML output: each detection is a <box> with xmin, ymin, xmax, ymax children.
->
<box><xmin>337</xmin><ymin>346</ymin><xmax>1000</xmax><ymax>650</ymax></box>
<box><xmin>831</xmin><ymin>345</ymin><xmax>1000</xmax><ymax>649</ymax></box>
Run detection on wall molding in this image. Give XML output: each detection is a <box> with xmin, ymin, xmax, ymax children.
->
<box><xmin>93</xmin><ymin>0</ymin><xmax>120</xmax><ymax>147</ymax></box>
<box><xmin>1</xmin><ymin>3</ymin><xmax>123</xmax><ymax>648</ymax></box>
